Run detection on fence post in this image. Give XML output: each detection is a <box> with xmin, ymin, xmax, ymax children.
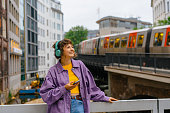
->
<box><xmin>140</xmin><ymin>54</ymin><xmax>142</xmax><ymax>71</ymax></box>
<box><xmin>154</xmin><ymin>56</ymin><xmax>156</xmax><ymax>73</ymax></box>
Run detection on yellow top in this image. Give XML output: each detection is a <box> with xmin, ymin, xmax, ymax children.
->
<box><xmin>62</xmin><ymin>63</ymin><xmax>80</xmax><ymax>94</ymax></box>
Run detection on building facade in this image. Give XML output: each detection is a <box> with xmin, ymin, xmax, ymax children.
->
<box><xmin>19</xmin><ymin>0</ymin><xmax>26</xmax><ymax>88</ymax></box>
<box><xmin>20</xmin><ymin>0</ymin><xmax>38</xmax><ymax>86</ymax></box>
<box><xmin>0</xmin><ymin>0</ymin><xmax>9</xmax><ymax>104</ymax></box>
<box><xmin>151</xmin><ymin>0</ymin><xmax>170</xmax><ymax>25</ymax></box>
<box><xmin>37</xmin><ymin>0</ymin><xmax>64</xmax><ymax>80</ymax></box>
<box><xmin>7</xmin><ymin>0</ymin><xmax>21</xmax><ymax>96</ymax></box>
<box><xmin>87</xmin><ymin>30</ymin><xmax>99</xmax><ymax>39</ymax></box>
<box><xmin>96</xmin><ymin>16</ymin><xmax>152</xmax><ymax>36</ymax></box>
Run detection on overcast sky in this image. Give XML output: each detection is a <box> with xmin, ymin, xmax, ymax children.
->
<box><xmin>61</xmin><ymin>0</ymin><xmax>153</xmax><ymax>32</ymax></box>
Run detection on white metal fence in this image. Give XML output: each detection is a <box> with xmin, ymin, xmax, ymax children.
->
<box><xmin>0</xmin><ymin>99</ymin><xmax>170</xmax><ymax>113</ymax></box>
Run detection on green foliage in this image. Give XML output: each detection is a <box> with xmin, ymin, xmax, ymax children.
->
<box><xmin>133</xmin><ymin>27</ymin><xmax>138</xmax><ymax>30</ymax></box>
<box><xmin>65</xmin><ymin>26</ymin><xmax>88</xmax><ymax>45</ymax></box>
<box><xmin>8</xmin><ymin>90</ymin><xmax>12</xmax><ymax>100</ymax></box>
<box><xmin>158</xmin><ymin>17</ymin><xmax>170</xmax><ymax>26</ymax></box>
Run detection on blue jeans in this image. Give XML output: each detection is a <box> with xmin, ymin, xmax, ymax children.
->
<box><xmin>71</xmin><ymin>99</ymin><xmax>84</xmax><ymax>113</ymax></box>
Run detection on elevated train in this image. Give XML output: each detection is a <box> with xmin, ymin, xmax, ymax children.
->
<box><xmin>77</xmin><ymin>25</ymin><xmax>170</xmax><ymax>69</ymax></box>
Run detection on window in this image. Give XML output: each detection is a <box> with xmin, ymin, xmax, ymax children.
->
<box><xmin>2</xmin><ymin>18</ymin><xmax>6</xmax><ymax>38</ymax></box>
<box><xmin>3</xmin><ymin>47</ymin><xmax>8</xmax><ymax>75</ymax></box>
<box><xmin>47</xmin><ymin>30</ymin><xmax>49</xmax><ymax>36</ymax></box>
<box><xmin>16</xmin><ymin>26</ymin><xmax>19</xmax><ymax>36</ymax></box>
<box><xmin>31</xmin><ymin>7</ymin><xmax>34</xmax><ymax>18</ymax></box>
<box><xmin>47</xmin><ymin>42</ymin><xmax>49</xmax><ymax>48</ymax></box>
<box><xmin>31</xmin><ymin>19</ymin><xmax>34</xmax><ymax>30</ymax></box>
<box><xmin>57</xmin><ymin>13</ymin><xmax>60</xmax><ymax>20</ymax></box>
<box><xmin>57</xmin><ymin>24</ymin><xmax>60</xmax><ymax>30</ymax></box>
<box><xmin>104</xmin><ymin>37</ymin><xmax>109</xmax><ymax>48</ymax></box>
<box><xmin>2</xmin><ymin>0</ymin><xmax>6</xmax><ymax>9</ymax></box>
<box><xmin>47</xmin><ymin>53</ymin><xmax>49</xmax><ymax>60</ymax></box>
<box><xmin>114</xmin><ymin>38</ymin><xmax>120</xmax><ymax>48</ymax></box>
<box><xmin>36</xmin><ymin>46</ymin><xmax>38</xmax><ymax>55</ymax></box>
<box><xmin>167</xmin><ymin>1</ymin><xmax>169</xmax><ymax>12</ymax></box>
<box><xmin>57</xmin><ymin>34</ymin><xmax>60</xmax><ymax>40</ymax></box>
<box><xmin>35</xmin><ymin>10</ymin><xmax>37</xmax><ymax>20</ymax></box>
<box><xmin>32</xmin><ymin>45</ymin><xmax>35</xmax><ymax>55</ymax></box>
<box><xmin>28</xmin><ymin>44</ymin><xmax>31</xmax><ymax>55</ymax></box>
<box><xmin>100</xmin><ymin>40</ymin><xmax>104</xmax><ymax>47</ymax></box>
<box><xmin>137</xmin><ymin>35</ymin><xmax>144</xmax><ymax>47</ymax></box>
<box><xmin>35</xmin><ymin>34</ymin><xmax>37</xmax><ymax>43</ymax></box>
<box><xmin>121</xmin><ymin>37</ymin><xmax>127</xmax><ymax>48</ymax></box>
<box><xmin>128</xmin><ymin>35</ymin><xmax>137</xmax><ymax>48</ymax></box>
<box><xmin>27</xmin><ymin>4</ymin><xmax>31</xmax><ymax>16</ymax></box>
<box><xmin>28</xmin><ymin>30</ymin><xmax>30</xmax><ymax>42</ymax></box>
<box><xmin>165</xmin><ymin>32</ymin><xmax>170</xmax><ymax>46</ymax></box>
<box><xmin>9</xmin><ymin>1</ymin><xmax>11</xmax><ymax>13</ymax></box>
<box><xmin>21</xmin><ymin>74</ymin><xmax>25</xmax><ymax>81</ymax></box>
<box><xmin>132</xmin><ymin>36</ymin><xmax>136</xmax><ymax>47</ymax></box>
<box><xmin>27</xmin><ymin>0</ymin><xmax>31</xmax><ymax>4</ymax></box>
<box><xmin>153</xmin><ymin>32</ymin><xmax>163</xmax><ymax>46</ymax></box>
<box><xmin>109</xmin><ymin>39</ymin><xmax>114</xmax><ymax>48</ymax></box>
<box><xmin>35</xmin><ymin>22</ymin><xmax>37</xmax><ymax>32</ymax></box>
<box><xmin>32</xmin><ymin>32</ymin><xmax>34</xmax><ymax>43</ymax></box>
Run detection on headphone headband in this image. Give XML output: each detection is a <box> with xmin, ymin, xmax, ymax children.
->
<box><xmin>55</xmin><ymin>41</ymin><xmax>61</xmax><ymax>50</ymax></box>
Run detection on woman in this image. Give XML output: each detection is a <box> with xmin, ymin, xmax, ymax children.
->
<box><xmin>40</xmin><ymin>39</ymin><xmax>117</xmax><ymax>113</ymax></box>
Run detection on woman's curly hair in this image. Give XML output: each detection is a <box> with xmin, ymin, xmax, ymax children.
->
<box><xmin>52</xmin><ymin>38</ymin><xmax>77</xmax><ymax>59</ymax></box>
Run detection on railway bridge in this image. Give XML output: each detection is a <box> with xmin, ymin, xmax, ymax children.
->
<box><xmin>77</xmin><ymin>53</ymin><xmax>170</xmax><ymax>100</ymax></box>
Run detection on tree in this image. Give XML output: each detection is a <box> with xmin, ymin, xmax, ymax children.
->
<box><xmin>65</xmin><ymin>26</ymin><xmax>88</xmax><ymax>45</ymax></box>
<box><xmin>158</xmin><ymin>17</ymin><xmax>170</xmax><ymax>26</ymax></box>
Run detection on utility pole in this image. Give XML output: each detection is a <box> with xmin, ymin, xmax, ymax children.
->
<box><xmin>97</xmin><ymin>7</ymin><xmax>100</xmax><ymax>19</ymax></box>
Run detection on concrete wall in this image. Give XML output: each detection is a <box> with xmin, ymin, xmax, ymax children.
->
<box><xmin>108</xmin><ymin>72</ymin><xmax>170</xmax><ymax>99</ymax></box>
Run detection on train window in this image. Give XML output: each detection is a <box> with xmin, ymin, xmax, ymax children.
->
<box><xmin>129</xmin><ymin>36</ymin><xmax>132</xmax><ymax>47</ymax></box>
<box><xmin>166</xmin><ymin>32</ymin><xmax>170</xmax><ymax>46</ymax></box>
<box><xmin>132</xmin><ymin>36</ymin><xmax>136</xmax><ymax>47</ymax></box>
<box><xmin>154</xmin><ymin>32</ymin><xmax>163</xmax><ymax>46</ymax></box>
<box><xmin>114</xmin><ymin>38</ymin><xmax>120</xmax><ymax>48</ymax></box>
<box><xmin>100</xmin><ymin>40</ymin><xmax>104</xmax><ymax>47</ymax></box>
<box><xmin>109</xmin><ymin>39</ymin><xmax>114</xmax><ymax>48</ymax></box>
<box><xmin>104</xmin><ymin>37</ymin><xmax>109</xmax><ymax>48</ymax></box>
<box><xmin>121</xmin><ymin>37</ymin><xmax>127</xmax><ymax>48</ymax></box>
<box><xmin>137</xmin><ymin>35</ymin><xmax>144</xmax><ymax>47</ymax></box>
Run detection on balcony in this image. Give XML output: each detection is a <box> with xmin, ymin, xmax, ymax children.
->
<box><xmin>0</xmin><ymin>99</ymin><xmax>170</xmax><ymax>113</ymax></box>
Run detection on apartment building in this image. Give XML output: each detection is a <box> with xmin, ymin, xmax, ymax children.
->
<box><xmin>20</xmin><ymin>0</ymin><xmax>38</xmax><ymax>86</ymax></box>
<box><xmin>96</xmin><ymin>16</ymin><xmax>152</xmax><ymax>36</ymax></box>
<box><xmin>151</xmin><ymin>0</ymin><xmax>170</xmax><ymax>25</ymax></box>
<box><xmin>37</xmin><ymin>0</ymin><xmax>64</xmax><ymax>80</ymax></box>
<box><xmin>8</xmin><ymin>0</ymin><xmax>21</xmax><ymax>96</ymax></box>
<box><xmin>0</xmin><ymin>0</ymin><xmax>8</xmax><ymax>104</ymax></box>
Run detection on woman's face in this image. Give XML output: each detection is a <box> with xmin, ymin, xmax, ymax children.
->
<box><xmin>62</xmin><ymin>44</ymin><xmax>75</xmax><ymax>58</ymax></box>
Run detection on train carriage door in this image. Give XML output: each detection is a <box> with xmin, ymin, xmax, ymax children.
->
<box><xmin>164</xmin><ymin>28</ymin><xmax>170</xmax><ymax>47</ymax></box>
<box><xmin>93</xmin><ymin>39</ymin><xmax>96</xmax><ymax>55</ymax></box>
<box><xmin>128</xmin><ymin>33</ymin><xmax>137</xmax><ymax>48</ymax></box>
<box><xmin>104</xmin><ymin>37</ymin><xmax>109</xmax><ymax>53</ymax></box>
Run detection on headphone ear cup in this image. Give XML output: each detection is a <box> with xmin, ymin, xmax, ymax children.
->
<box><xmin>55</xmin><ymin>49</ymin><xmax>61</xmax><ymax>57</ymax></box>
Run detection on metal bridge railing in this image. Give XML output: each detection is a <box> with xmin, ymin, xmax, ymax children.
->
<box><xmin>77</xmin><ymin>53</ymin><xmax>170</xmax><ymax>75</ymax></box>
<box><xmin>0</xmin><ymin>99</ymin><xmax>170</xmax><ymax>113</ymax></box>
<box><xmin>106</xmin><ymin>53</ymin><xmax>170</xmax><ymax>74</ymax></box>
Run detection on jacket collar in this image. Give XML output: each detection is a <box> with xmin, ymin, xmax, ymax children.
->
<box><xmin>56</xmin><ymin>59</ymin><xmax>80</xmax><ymax>74</ymax></box>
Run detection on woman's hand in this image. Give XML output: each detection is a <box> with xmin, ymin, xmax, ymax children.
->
<box><xmin>108</xmin><ymin>97</ymin><xmax>118</xmax><ymax>103</ymax></box>
<box><xmin>65</xmin><ymin>81</ymin><xmax>79</xmax><ymax>90</ymax></box>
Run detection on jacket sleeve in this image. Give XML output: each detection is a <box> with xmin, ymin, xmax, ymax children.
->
<box><xmin>80</xmin><ymin>61</ymin><xmax>110</xmax><ymax>102</ymax></box>
<box><xmin>40</xmin><ymin>70</ymin><xmax>69</xmax><ymax>105</ymax></box>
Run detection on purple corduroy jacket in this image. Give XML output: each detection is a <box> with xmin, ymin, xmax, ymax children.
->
<box><xmin>40</xmin><ymin>59</ymin><xmax>110</xmax><ymax>113</ymax></box>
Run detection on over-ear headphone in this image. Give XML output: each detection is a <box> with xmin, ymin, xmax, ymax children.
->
<box><xmin>55</xmin><ymin>41</ymin><xmax>61</xmax><ymax>57</ymax></box>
